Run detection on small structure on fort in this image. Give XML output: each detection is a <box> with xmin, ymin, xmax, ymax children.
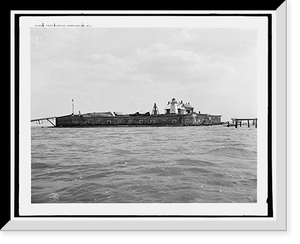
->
<box><xmin>151</xmin><ymin>103</ymin><xmax>159</xmax><ymax>115</ymax></box>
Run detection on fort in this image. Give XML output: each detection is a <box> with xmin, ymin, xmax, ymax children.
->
<box><xmin>32</xmin><ymin>98</ymin><xmax>222</xmax><ymax>127</ymax></box>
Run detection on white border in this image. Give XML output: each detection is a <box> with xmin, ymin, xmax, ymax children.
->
<box><xmin>21</xmin><ymin>15</ymin><xmax>268</xmax><ymax>216</ymax></box>
<box><xmin>5</xmin><ymin>5</ymin><xmax>287</xmax><ymax>230</ymax></box>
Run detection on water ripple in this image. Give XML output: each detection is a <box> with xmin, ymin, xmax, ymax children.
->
<box><xmin>31</xmin><ymin>126</ymin><xmax>257</xmax><ymax>203</ymax></box>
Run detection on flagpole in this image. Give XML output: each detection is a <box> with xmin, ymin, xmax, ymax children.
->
<box><xmin>72</xmin><ymin>99</ymin><xmax>74</xmax><ymax>115</ymax></box>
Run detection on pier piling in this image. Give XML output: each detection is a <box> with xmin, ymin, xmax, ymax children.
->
<box><xmin>230</xmin><ymin>118</ymin><xmax>257</xmax><ymax>129</ymax></box>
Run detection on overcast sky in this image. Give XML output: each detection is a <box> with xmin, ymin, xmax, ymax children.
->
<box><xmin>31</xmin><ymin>27</ymin><xmax>257</xmax><ymax>121</ymax></box>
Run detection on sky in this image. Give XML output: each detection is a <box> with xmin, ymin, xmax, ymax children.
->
<box><xmin>31</xmin><ymin>27</ymin><xmax>257</xmax><ymax>121</ymax></box>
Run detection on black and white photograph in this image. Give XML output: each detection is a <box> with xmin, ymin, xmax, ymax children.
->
<box><xmin>30</xmin><ymin>20</ymin><xmax>259</xmax><ymax>205</ymax></box>
<box><xmin>5</xmin><ymin>5</ymin><xmax>288</xmax><ymax>231</ymax></box>
<box><xmin>22</xmin><ymin>14</ymin><xmax>270</xmax><ymax>217</ymax></box>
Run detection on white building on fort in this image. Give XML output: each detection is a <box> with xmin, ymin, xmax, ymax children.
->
<box><xmin>164</xmin><ymin>98</ymin><xmax>194</xmax><ymax>115</ymax></box>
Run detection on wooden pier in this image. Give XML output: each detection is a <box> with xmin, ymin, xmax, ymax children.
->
<box><xmin>228</xmin><ymin>118</ymin><xmax>257</xmax><ymax>128</ymax></box>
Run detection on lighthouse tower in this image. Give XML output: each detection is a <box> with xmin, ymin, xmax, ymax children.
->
<box><xmin>170</xmin><ymin>98</ymin><xmax>178</xmax><ymax>114</ymax></box>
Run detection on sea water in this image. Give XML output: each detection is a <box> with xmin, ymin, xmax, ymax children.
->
<box><xmin>31</xmin><ymin>125</ymin><xmax>257</xmax><ymax>203</ymax></box>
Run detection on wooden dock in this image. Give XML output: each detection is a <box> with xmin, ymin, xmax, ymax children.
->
<box><xmin>228</xmin><ymin>118</ymin><xmax>257</xmax><ymax>128</ymax></box>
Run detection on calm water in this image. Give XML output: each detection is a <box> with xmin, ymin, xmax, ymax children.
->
<box><xmin>31</xmin><ymin>125</ymin><xmax>257</xmax><ymax>203</ymax></box>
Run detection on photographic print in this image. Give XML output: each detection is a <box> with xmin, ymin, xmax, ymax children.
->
<box><xmin>5</xmin><ymin>5</ymin><xmax>287</xmax><ymax>230</ymax></box>
<box><xmin>23</xmin><ymin>14</ymin><xmax>270</xmax><ymax>217</ymax></box>
<box><xmin>30</xmin><ymin>26</ymin><xmax>258</xmax><ymax>204</ymax></box>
